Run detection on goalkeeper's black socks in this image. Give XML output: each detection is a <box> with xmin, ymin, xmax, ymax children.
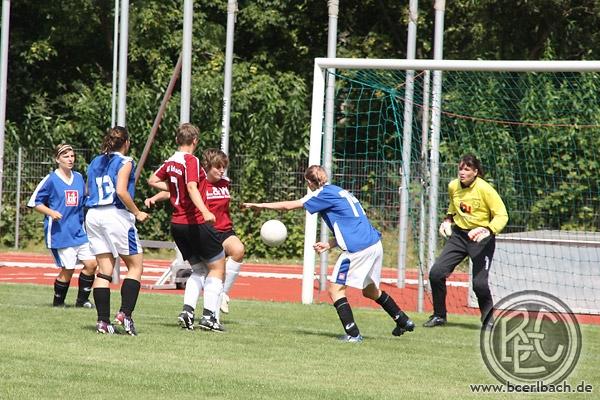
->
<box><xmin>53</xmin><ymin>279</ymin><xmax>70</xmax><ymax>306</ymax></box>
<box><xmin>119</xmin><ymin>278</ymin><xmax>141</xmax><ymax>316</ymax></box>
<box><xmin>376</xmin><ymin>290</ymin><xmax>409</xmax><ymax>326</ymax></box>
<box><xmin>333</xmin><ymin>297</ymin><xmax>361</xmax><ymax>337</ymax></box>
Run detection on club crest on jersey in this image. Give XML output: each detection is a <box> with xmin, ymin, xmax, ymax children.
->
<box><xmin>65</xmin><ymin>190</ymin><xmax>79</xmax><ymax>206</ymax></box>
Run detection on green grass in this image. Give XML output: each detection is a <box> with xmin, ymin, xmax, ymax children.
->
<box><xmin>1</xmin><ymin>284</ymin><xmax>598</xmax><ymax>399</ymax></box>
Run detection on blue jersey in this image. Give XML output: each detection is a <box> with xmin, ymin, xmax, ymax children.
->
<box><xmin>85</xmin><ymin>152</ymin><xmax>135</xmax><ymax>209</ymax></box>
<box><xmin>302</xmin><ymin>184</ymin><xmax>381</xmax><ymax>252</ymax></box>
<box><xmin>27</xmin><ymin>170</ymin><xmax>88</xmax><ymax>249</ymax></box>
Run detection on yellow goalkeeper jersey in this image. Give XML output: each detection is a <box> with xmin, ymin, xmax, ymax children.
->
<box><xmin>447</xmin><ymin>177</ymin><xmax>508</xmax><ymax>234</ymax></box>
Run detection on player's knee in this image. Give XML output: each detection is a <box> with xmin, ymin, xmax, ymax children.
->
<box><xmin>428</xmin><ymin>265</ymin><xmax>446</xmax><ymax>284</ymax></box>
<box><xmin>472</xmin><ymin>277</ymin><xmax>490</xmax><ymax>296</ymax></box>
<box><xmin>226</xmin><ymin>241</ymin><xmax>245</xmax><ymax>261</ymax></box>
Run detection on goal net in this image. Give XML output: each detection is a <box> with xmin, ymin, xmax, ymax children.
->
<box><xmin>304</xmin><ymin>58</ymin><xmax>600</xmax><ymax>317</ymax></box>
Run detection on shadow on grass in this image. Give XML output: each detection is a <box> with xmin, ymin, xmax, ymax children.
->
<box><xmin>295</xmin><ymin>328</ymin><xmax>340</xmax><ymax>339</ymax></box>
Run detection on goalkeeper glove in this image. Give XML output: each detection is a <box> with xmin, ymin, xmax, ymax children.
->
<box><xmin>438</xmin><ymin>220</ymin><xmax>453</xmax><ymax>239</ymax></box>
<box><xmin>468</xmin><ymin>227</ymin><xmax>491</xmax><ymax>242</ymax></box>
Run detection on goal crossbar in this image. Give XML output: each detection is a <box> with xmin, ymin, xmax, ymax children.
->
<box><xmin>314</xmin><ymin>58</ymin><xmax>600</xmax><ymax>72</ymax></box>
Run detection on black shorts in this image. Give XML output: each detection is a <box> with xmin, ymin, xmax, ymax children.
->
<box><xmin>171</xmin><ymin>223</ymin><xmax>224</xmax><ymax>265</ymax></box>
<box><xmin>215</xmin><ymin>229</ymin><xmax>236</xmax><ymax>244</ymax></box>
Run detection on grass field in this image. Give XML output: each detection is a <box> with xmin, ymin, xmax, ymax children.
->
<box><xmin>1</xmin><ymin>283</ymin><xmax>598</xmax><ymax>400</ymax></box>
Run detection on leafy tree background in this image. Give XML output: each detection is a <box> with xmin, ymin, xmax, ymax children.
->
<box><xmin>3</xmin><ymin>0</ymin><xmax>600</xmax><ymax>253</ymax></box>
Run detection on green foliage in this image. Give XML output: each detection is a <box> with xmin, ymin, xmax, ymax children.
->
<box><xmin>7</xmin><ymin>0</ymin><xmax>600</xmax><ymax>253</ymax></box>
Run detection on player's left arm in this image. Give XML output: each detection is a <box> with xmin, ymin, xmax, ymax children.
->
<box><xmin>116</xmin><ymin>161</ymin><xmax>149</xmax><ymax>222</ymax></box>
<box><xmin>484</xmin><ymin>186</ymin><xmax>508</xmax><ymax>235</ymax></box>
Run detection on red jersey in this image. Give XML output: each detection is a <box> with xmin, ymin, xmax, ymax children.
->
<box><xmin>154</xmin><ymin>151</ymin><xmax>207</xmax><ymax>224</ymax></box>
<box><xmin>200</xmin><ymin>176</ymin><xmax>233</xmax><ymax>232</ymax></box>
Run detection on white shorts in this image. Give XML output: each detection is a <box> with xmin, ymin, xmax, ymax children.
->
<box><xmin>85</xmin><ymin>206</ymin><xmax>143</xmax><ymax>257</ymax></box>
<box><xmin>330</xmin><ymin>241</ymin><xmax>383</xmax><ymax>289</ymax></box>
<box><xmin>50</xmin><ymin>242</ymin><xmax>95</xmax><ymax>269</ymax></box>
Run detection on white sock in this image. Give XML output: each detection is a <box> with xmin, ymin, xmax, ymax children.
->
<box><xmin>203</xmin><ymin>276</ymin><xmax>224</xmax><ymax>315</ymax></box>
<box><xmin>183</xmin><ymin>271</ymin><xmax>205</xmax><ymax>311</ymax></box>
<box><xmin>223</xmin><ymin>258</ymin><xmax>242</xmax><ymax>294</ymax></box>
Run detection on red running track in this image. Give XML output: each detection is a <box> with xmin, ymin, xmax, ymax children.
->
<box><xmin>1</xmin><ymin>251</ymin><xmax>599</xmax><ymax>325</ymax></box>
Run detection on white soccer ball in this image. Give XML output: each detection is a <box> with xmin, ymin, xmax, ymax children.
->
<box><xmin>260</xmin><ymin>219</ymin><xmax>288</xmax><ymax>247</ymax></box>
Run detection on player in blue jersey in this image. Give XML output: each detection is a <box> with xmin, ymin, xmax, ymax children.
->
<box><xmin>27</xmin><ymin>144</ymin><xmax>97</xmax><ymax>308</ymax></box>
<box><xmin>243</xmin><ymin>165</ymin><xmax>415</xmax><ymax>342</ymax></box>
<box><xmin>85</xmin><ymin>126</ymin><xmax>149</xmax><ymax>335</ymax></box>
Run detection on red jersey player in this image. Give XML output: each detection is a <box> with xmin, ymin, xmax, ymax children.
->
<box><xmin>146</xmin><ymin>148</ymin><xmax>245</xmax><ymax>316</ymax></box>
<box><xmin>147</xmin><ymin>124</ymin><xmax>226</xmax><ymax>332</ymax></box>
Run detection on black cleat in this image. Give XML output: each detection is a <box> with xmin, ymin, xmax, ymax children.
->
<box><xmin>198</xmin><ymin>315</ymin><xmax>225</xmax><ymax>333</ymax></box>
<box><xmin>392</xmin><ymin>319</ymin><xmax>416</xmax><ymax>336</ymax></box>
<box><xmin>75</xmin><ymin>300</ymin><xmax>95</xmax><ymax>309</ymax></box>
<box><xmin>178</xmin><ymin>311</ymin><xmax>195</xmax><ymax>330</ymax></box>
<box><xmin>423</xmin><ymin>315</ymin><xmax>447</xmax><ymax>328</ymax></box>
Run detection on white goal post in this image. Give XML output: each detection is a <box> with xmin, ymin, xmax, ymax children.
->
<box><xmin>302</xmin><ymin>57</ymin><xmax>600</xmax><ymax>305</ymax></box>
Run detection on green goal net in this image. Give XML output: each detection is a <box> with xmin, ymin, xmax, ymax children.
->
<box><xmin>310</xmin><ymin>60</ymin><xmax>600</xmax><ymax>315</ymax></box>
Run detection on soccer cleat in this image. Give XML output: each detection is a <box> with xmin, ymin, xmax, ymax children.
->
<box><xmin>75</xmin><ymin>300</ymin><xmax>95</xmax><ymax>309</ymax></box>
<box><xmin>96</xmin><ymin>321</ymin><xmax>116</xmax><ymax>334</ymax></box>
<box><xmin>113</xmin><ymin>311</ymin><xmax>125</xmax><ymax>326</ymax></box>
<box><xmin>338</xmin><ymin>334</ymin><xmax>363</xmax><ymax>343</ymax></box>
<box><xmin>198</xmin><ymin>315</ymin><xmax>225</xmax><ymax>333</ymax></box>
<box><xmin>220</xmin><ymin>293</ymin><xmax>230</xmax><ymax>314</ymax></box>
<box><xmin>122</xmin><ymin>316</ymin><xmax>137</xmax><ymax>336</ymax></box>
<box><xmin>423</xmin><ymin>315</ymin><xmax>447</xmax><ymax>328</ymax></box>
<box><xmin>178</xmin><ymin>311</ymin><xmax>195</xmax><ymax>330</ymax></box>
<box><xmin>392</xmin><ymin>319</ymin><xmax>416</xmax><ymax>336</ymax></box>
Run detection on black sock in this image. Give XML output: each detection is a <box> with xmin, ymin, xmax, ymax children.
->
<box><xmin>76</xmin><ymin>273</ymin><xmax>95</xmax><ymax>303</ymax></box>
<box><xmin>333</xmin><ymin>297</ymin><xmax>360</xmax><ymax>337</ymax></box>
<box><xmin>120</xmin><ymin>278</ymin><xmax>141</xmax><ymax>317</ymax></box>
<box><xmin>53</xmin><ymin>279</ymin><xmax>70</xmax><ymax>306</ymax></box>
<box><xmin>93</xmin><ymin>287</ymin><xmax>111</xmax><ymax>323</ymax></box>
<box><xmin>183</xmin><ymin>304</ymin><xmax>195</xmax><ymax>314</ymax></box>
<box><xmin>376</xmin><ymin>291</ymin><xmax>409</xmax><ymax>326</ymax></box>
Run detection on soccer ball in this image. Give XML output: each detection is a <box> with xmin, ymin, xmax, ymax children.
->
<box><xmin>260</xmin><ymin>219</ymin><xmax>288</xmax><ymax>247</ymax></box>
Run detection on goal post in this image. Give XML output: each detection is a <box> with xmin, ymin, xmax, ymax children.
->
<box><xmin>304</xmin><ymin>57</ymin><xmax>600</xmax><ymax>315</ymax></box>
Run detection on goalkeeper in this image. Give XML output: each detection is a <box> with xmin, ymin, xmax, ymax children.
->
<box><xmin>424</xmin><ymin>154</ymin><xmax>508</xmax><ymax>329</ymax></box>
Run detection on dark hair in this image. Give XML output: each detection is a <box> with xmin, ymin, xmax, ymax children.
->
<box><xmin>202</xmin><ymin>148</ymin><xmax>229</xmax><ymax>170</ymax></box>
<box><xmin>176</xmin><ymin>123</ymin><xmax>199</xmax><ymax>146</ymax></box>
<box><xmin>54</xmin><ymin>143</ymin><xmax>74</xmax><ymax>159</ymax></box>
<box><xmin>459</xmin><ymin>154</ymin><xmax>484</xmax><ymax>178</ymax></box>
<box><xmin>304</xmin><ymin>165</ymin><xmax>329</xmax><ymax>188</ymax></box>
<box><xmin>101</xmin><ymin>126</ymin><xmax>129</xmax><ymax>154</ymax></box>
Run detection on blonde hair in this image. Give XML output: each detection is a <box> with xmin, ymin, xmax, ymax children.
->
<box><xmin>202</xmin><ymin>148</ymin><xmax>229</xmax><ymax>170</ymax></box>
<box><xmin>176</xmin><ymin>123</ymin><xmax>199</xmax><ymax>146</ymax></box>
<box><xmin>101</xmin><ymin>126</ymin><xmax>129</xmax><ymax>154</ymax></box>
<box><xmin>304</xmin><ymin>165</ymin><xmax>329</xmax><ymax>188</ymax></box>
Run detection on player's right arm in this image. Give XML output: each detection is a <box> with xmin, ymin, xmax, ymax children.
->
<box><xmin>187</xmin><ymin>180</ymin><xmax>215</xmax><ymax>224</ymax></box>
<box><xmin>242</xmin><ymin>200</ymin><xmax>304</xmax><ymax>211</ymax></box>
<box><xmin>33</xmin><ymin>204</ymin><xmax>62</xmax><ymax>221</ymax></box>
<box><xmin>144</xmin><ymin>190</ymin><xmax>170</xmax><ymax>208</ymax></box>
<box><xmin>313</xmin><ymin>238</ymin><xmax>338</xmax><ymax>253</ymax></box>
<box><xmin>27</xmin><ymin>175</ymin><xmax>61</xmax><ymax>220</ymax></box>
<box><xmin>148</xmin><ymin>171</ymin><xmax>169</xmax><ymax>192</ymax></box>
